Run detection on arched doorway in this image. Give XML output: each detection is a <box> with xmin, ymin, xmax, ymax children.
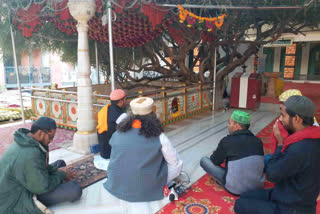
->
<box><xmin>171</xmin><ymin>97</ymin><xmax>180</xmax><ymax>118</ymax></box>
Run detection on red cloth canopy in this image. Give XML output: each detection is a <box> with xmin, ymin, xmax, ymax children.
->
<box><xmin>14</xmin><ymin>0</ymin><xmax>174</xmax><ymax>47</ymax></box>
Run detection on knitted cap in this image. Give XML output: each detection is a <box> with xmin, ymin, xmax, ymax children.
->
<box><xmin>279</xmin><ymin>89</ymin><xmax>302</xmax><ymax>102</ymax></box>
<box><xmin>130</xmin><ymin>97</ymin><xmax>154</xmax><ymax>115</ymax></box>
<box><xmin>231</xmin><ymin>110</ymin><xmax>251</xmax><ymax>125</ymax></box>
<box><xmin>284</xmin><ymin>95</ymin><xmax>315</xmax><ymax>118</ymax></box>
<box><xmin>33</xmin><ymin>117</ymin><xmax>57</xmax><ymax>130</ymax></box>
<box><xmin>110</xmin><ymin>89</ymin><xmax>126</xmax><ymax>101</ymax></box>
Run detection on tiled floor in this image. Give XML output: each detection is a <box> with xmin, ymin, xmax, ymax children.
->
<box><xmin>47</xmin><ymin>109</ymin><xmax>277</xmax><ymax>214</ymax></box>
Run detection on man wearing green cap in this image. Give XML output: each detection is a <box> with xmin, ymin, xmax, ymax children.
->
<box><xmin>235</xmin><ymin>96</ymin><xmax>320</xmax><ymax>214</ymax></box>
<box><xmin>200</xmin><ymin>110</ymin><xmax>265</xmax><ymax>195</ymax></box>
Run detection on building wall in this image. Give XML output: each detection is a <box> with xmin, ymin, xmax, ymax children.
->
<box><xmin>21</xmin><ymin>51</ymin><xmax>30</xmax><ymax>67</ymax></box>
<box><xmin>262</xmin><ymin>41</ymin><xmax>320</xmax><ymax>79</ymax></box>
<box><xmin>18</xmin><ymin>50</ymin><xmax>77</xmax><ymax>88</ymax></box>
<box><xmin>32</xmin><ymin>49</ymin><xmax>42</xmax><ymax>67</ymax></box>
<box><xmin>49</xmin><ymin>53</ymin><xmax>65</xmax><ymax>87</ymax></box>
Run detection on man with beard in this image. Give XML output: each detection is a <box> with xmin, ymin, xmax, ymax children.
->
<box><xmin>104</xmin><ymin>97</ymin><xmax>183</xmax><ymax>202</ymax></box>
<box><xmin>96</xmin><ymin>89</ymin><xmax>127</xmax><ymax>159</ymax></box>
<box><xmin>0</xmin><ymin>117</ymin><xmax>82</xmax><ymax>214</ymax></box>
<box><xmin>235</xmin><ymin>96</ymin><xmax>320</xmax><ymax>214</ymax></box>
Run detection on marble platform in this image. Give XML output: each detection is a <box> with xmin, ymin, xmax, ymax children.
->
<box><xmin>49</xmin><ymin>109</ymin><xmax>278</xmax><ymax>214</ymax></box>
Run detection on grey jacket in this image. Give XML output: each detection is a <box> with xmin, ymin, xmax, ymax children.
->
<box><xmin>104</xmin><ymin>128</ymin><xmax>168</xmax><ymax>202</ymax></box>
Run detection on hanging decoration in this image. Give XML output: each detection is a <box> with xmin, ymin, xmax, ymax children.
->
<box><xmin>14</xmin><ymin>4</ymin><xmax>45</xmax><ymax>37</ymax></box>
<box><xmin>177</xmin><ymin>4</ymin><xmax>227</xmax><ymax>29</ymax></box>
<box><xmin>205</xmin><ymin>21</ymin><xmax>215</xmax><ymax>32</ymax></box>
<box><xmin>167</xmin><ymin>25</ymin><xmax>185</xmax><ymax>46</ymax></box>
<box><xmin>186</xmin><ymin>15</ymin><xmax>196</xmax><ymax>27</ymax></box>
<box><xmin>13</xmin><ymin>0</ymin><xmax>174</xmax><ymax>48</ymax></box>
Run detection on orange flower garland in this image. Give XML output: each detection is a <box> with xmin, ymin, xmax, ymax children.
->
<box><xmin>177</xmin><ymin>4</ymin><xmax>227</xmax><ymax>29</ymax></box>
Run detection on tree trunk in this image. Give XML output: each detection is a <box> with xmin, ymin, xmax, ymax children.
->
<box><xmin>214</xmin><ymin>77</ymin><xmax>226</xmax><ymax>110</ymax></box>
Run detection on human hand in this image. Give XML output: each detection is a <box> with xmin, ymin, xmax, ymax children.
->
<box><xmin>64</xmin><ymin>171</ymin><xmax>77</xmax><ymax>182</ymax></box>
<box><xmin>57</xmin><ymin>167</ymin><xmax>77</xmax><ymax>182</ymax></box>
<box><xmin>273</xmin><ymin>120</ymin><xmax>284</xmax><ymax>146</ymax></box>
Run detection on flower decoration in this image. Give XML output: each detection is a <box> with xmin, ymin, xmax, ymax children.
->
<box><xmin>178</xmin><ymin>4</ymin><xmax>227</xmax><ymax>30</ymax></box>
<box><xmin>186</xmin><ymin>15</ymin><xmax>196</xmax><ymax>27</ymax></box>
<box><xmin>206</xmin><ymin>21</ymin><xmax>215</xmax><ymax>32</ymax></box>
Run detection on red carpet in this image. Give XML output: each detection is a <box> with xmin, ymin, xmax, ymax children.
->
<box><xmin>156</xmin><ymin>113</ymin><xmax>320</xmax><ymax>214</ymax></box>
<box><xmin>0</xmin><ymin>122</ymin><xmax>75</xmax><ymax>158</ymax></box>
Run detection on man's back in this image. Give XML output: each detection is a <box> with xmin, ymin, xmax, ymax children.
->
<box><xmin>104</xmin><ymin>129</ymin><xmax>168</xmax><ymax>202</ymax></box>
<box><xmin>211</xmin><ymin>129</ymin><xmax>265</xmax><ymax>195</ymax></box>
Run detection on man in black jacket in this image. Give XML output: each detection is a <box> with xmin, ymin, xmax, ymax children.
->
<box><xmin>200</xmin><ymin>110</ymin><xmax>265</xmax><ymax>195</ymax></box>
<box><xmin>96</xmin><ymin>89</ymin><xmax>127</xmax><ymax>159</ymax></box>
<box><xmin>235</xmin><ymin>96</ymin><xmax>320</xmax><ymax>214</ymax></box>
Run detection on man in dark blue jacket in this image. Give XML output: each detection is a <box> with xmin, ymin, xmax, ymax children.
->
<box><xmin>200</xmin><ymin>110</ymin><xmax>265</xmax><ymax>195</ymax></box>
<box><xmin>235</xmin><ymin>96</ymin><xmax>320</xmax><ymax>214</ymax></box>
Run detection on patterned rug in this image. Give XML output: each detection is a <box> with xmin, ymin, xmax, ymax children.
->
<box><xmin>156</xmin><ymin>113</ymin><xmax>320</xmax><ymax>214</ymax></box>
<box><xmin>64</xmin><ymin>156</ymin><xmax>107</xmax><ymax>189</ymax></box>
<box><xmin>0</xmin><ymin>122</ymin><xmax>75</xmax><ymax>157</ymax></box>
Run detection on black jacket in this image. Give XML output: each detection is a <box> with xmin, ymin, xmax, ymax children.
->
<box><xmin>210</xmin><ymin>129</ymin><xmax>265</xmax><ymax>195</ymax></box>
<box><xmin>210</xmin><ymin>129</ymin><xmax>264</xmax><ymax>166</ymax></box>
<box><xmin>266</xmin><ymin>138</ymin><xmax>320</xmax><ymax>213</ymax></box>
<box><xmin>98</xmin><ymin>103</ymin><xmax>124</xmax><ymax>159</ymax></box>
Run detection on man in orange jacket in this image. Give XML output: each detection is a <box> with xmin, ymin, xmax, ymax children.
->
<box><xmin>96</xmin><ymin>89</ymin><xmax>127</xmax><ymax>159</ymax></box>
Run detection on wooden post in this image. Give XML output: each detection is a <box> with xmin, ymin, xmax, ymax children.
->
<box><xmin>183</xmin><ymin>83</ymin><xmax>187</xmax><ymax>114</ymax></box>
<box><xmin>198</xmin><ymin>81</ymin><xmax>202</xmax><ymax>109</ymax></box>
<box><xmin>161</xmin><ymin>86</ymin><xmax>167</xmax><ymax>122</ymax></box>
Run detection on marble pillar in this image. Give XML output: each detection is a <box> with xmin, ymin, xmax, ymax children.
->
<box><xmin>68</xmin><ymin>0</ymin><xmax>98</xmax><ymax>154</ymax></box>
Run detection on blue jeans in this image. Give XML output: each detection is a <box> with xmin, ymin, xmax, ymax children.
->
<box><xmin>200</xmin><ymin>157</ymin><xmax>225</xmax><ymax>185</ymax></box>
<box><xmin>37</xmin><ymin>160</ymin><xmax>82</xmax><ymax>207</ymax></box>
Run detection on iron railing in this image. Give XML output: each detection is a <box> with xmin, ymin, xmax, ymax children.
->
<box><xmin>291</xmin><ymin>74</ymin><xmax>320</xmax><ymax>81</ymax></box>
<box><xmin>5</xmin><ymin>66</ymin><xmax>51</xmax><ymax>88</ymax></box>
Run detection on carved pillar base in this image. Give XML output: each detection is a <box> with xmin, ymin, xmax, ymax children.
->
<box><xmin>69</xmin><ymin>132</ymin><xmax>98</xmax><ymax>155</ymax></box>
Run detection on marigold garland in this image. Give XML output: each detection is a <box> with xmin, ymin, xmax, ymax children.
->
<box><xmin>177</xmin><ymin>4</ymin><xmax>227</xmax><ymax>29</ymax></box>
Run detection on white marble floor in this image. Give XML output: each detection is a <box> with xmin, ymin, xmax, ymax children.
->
<box><xmin>49</xmin><ymin>109</ymin><xmax>278</xmax><ymax>214</ymax></box>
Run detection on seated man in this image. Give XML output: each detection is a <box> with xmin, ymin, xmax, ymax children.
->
<box><xmin>0</xmin><ymin>117</ymin><xmax>82</xmax><ymax>214</ymax></box>
<box><xmin>200</xmin><ymin>110</ymin><xmax>265</xmax><ymax>195</ymax></box>
<box><xmin>264</xmin><ymin>89</ymin><xmax>319</xmax><ymax>168</ymax></box>
<box><xmin>96</xmin><ymin>89</ymin><xmax>127</xmax><ymax>159</ymax></box>
<box><xmin>235</xmin><ymin>96</ymin><xmax>320</xmax><ymax>214</ymax></box>
<box><xmin>279</xmin><ymin>89</ymin><xmax>318</xmax><ymax>126</ymax></box>
<box><xmin>104</xmin><ymin>97</ymin><xmax>183</xmax><ymax>202</ymax></box>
